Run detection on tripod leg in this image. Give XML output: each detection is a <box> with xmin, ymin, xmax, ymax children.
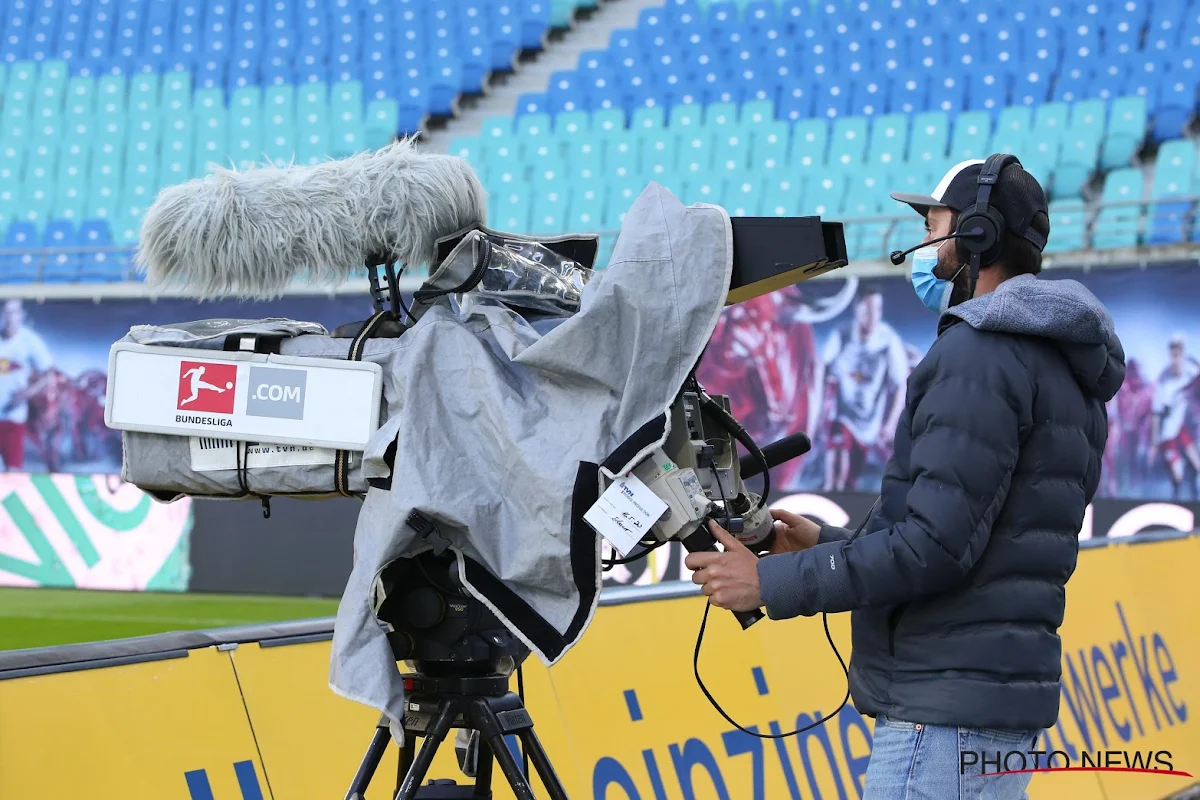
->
<box><xmin>518</xmin><ymin>729</ymin><xmax>570</xmax><ymax>800</ymax></box>
<box><xmin>471</xmin><ymin>748</ymin><xmax>493</xmax><ymax>799</ymax></box>
<box><xmin>346</xmin><ymin>717</ymin><xmax>391</xmax><ymax>800</ymax></box>
<box><xmin>395</xmin><ymin>733</ymin><xmax>415</xmax><ymax>798</ymax></box>
<box><xmin>482</xmin><ymin>733</ymin><xmax>537</xmax><ymax>800</ymax></box>
<box><xmin>395</xmin><ymin>703</ymin><xmax>457</xmax><ymax>800</ymax></box>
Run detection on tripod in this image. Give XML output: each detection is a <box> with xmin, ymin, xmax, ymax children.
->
<box><xmin>345</xmin><ymin>664</ymin><xmax>569</xmax><ymax>799</ymax></box>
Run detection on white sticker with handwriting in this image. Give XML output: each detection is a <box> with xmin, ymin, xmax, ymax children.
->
<box><xmin>584</xmin><ymin>474</ymin><xmax>669</xmax><ymax>556</ymax></box>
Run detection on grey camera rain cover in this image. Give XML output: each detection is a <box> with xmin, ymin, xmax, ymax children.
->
<box><xmin>329</xmin><ymin>183</ymin><xmax>734</xmax><ymax>742</ymax></box>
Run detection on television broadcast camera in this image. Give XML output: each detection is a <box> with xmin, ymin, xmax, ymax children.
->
<box><xmin>105</xmin><ymin>140</ymin><xmax>847</xmax><ymax>799</ymax></box>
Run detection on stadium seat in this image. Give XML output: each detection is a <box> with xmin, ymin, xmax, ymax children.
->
<box><xmin>948</xmin><ymin>111</ymin><xmax>991</xmax><ymax>161</ymax></box>
<box><xmin>1044</xmin><ymin>200</ymin><xmax>1088</xmax><ymax>253</ymax></box>
<box><xmin>1102</xmin><ymin>95</ymin><xmax>1149</xmax><ymax>169</ymax></box>
<box><xmin>41</xmin><ymin>220</ymin><xmax>80</xmax><ymax>283</ymax></box>
<box><xmin>1</xmin><ymin>221</ymin><xmax>40</xmax><ymax>283</ymax></box>
<box><xmin>1146</xmin><ymin>139</ymin><xmax>1196</xmax><ymax>245</ymax></box>
<box><xmin>1093</xmin><ymin>168</ymin><xmax>1145</xmax><ymax>249</ymax></box>
<box><xmin>0</xmin><ymin>0</ymin><xmax>1193</xmax><ymax>272</ymax></box>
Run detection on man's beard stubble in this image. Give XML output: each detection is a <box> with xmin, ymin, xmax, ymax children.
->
<box><xmin>935</xmin><ymin>247</ymin><xmax>972</xmax><ymax>309</ymax></box>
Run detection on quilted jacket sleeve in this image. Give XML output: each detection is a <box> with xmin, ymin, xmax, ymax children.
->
<box><xmin>758</xmin><ymin>323</ymin><xmax>1034</xmax><ymax>619</ymax></box>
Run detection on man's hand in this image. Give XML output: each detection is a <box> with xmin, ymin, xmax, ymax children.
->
<box><xmin>768</xmin><ymin>509</ymin><xmax>821</xmax><ymax>554</ymax></box>
<box><xmin>683</xmin><ymin>520</ymin><xmax>763</xmax><ymax>612</ymax></box>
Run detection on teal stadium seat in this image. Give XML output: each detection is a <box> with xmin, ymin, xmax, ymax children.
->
<box><xmin>529</xmin><ymin>181</ymin><xmax>569</xmax><ymax>234</ymax></box>
<box><xmin>704</xmin><ymin>102</ymin><xmax>738</xmax><ymax>130</ymax></box>
<box><xmin>553</xmin><ymin>110</ymin><xmax>590</xmax><ymax>138</ymax></box>
<box><xmin>331</xmin><ymin>82</ymin><xmax>366</xmax><ymax>157</ymax></box>
<box><xmin>364</xmin><ymin>100</ymin><xmax>399</xmax><ymax>149</ymax></box>
<box><xmin>1101</xmin><ymin>96</ymin><xmax>1148</xmax><ymax>170</ymax></box>
<box><xmin>264</xmin><ymin>85</ymin><xmax>297</xmax><ymax>165</ymax></box>
<box><xmin>829</xmin><ymin>117</ymin><xmax>869</xmax><ymax>168</ymax></box>
<box><xmin>724</xmin><ymin>178</ymin><xmax>764</xmax><ymax>217</ymax></box>
<box><xmin>761</xmin><ymin>176</ymin><xmax>803</xmax><ymax>217</ymax></box>
<box><xmin>566</xmin><ymin>184</ymin><xmax>604</xmax><ymax>231</ymax></box>
<box><xmin>949</xmin><ymin>111</ymin><xmax>991</xmax><ymax>161</ymax></box>
<box><xmin>712</xmin><ymin>129</ymin><xmax>751</xmax><ymax>180</ymax></box>
<box><xmin>867</xmin><ymin>114</ymin><xmax>909</xmax><ymax>167</ymax></box>
<box><xmin>1093</xmin><ymin>168</ymin><xmax>1145</xmax><ymax>249</ymax></box>
<box><xmin>1044</xmin><ymin>201</ymin><xmax>1088</xmax><ymax>253</ymax></box>
<box><xmin>790</xmin><ymin>119</ymin><xmax>828</xmax><ymax>173</ymax></box>
<box><xmin>55</xmin><ymin>140</ymin><xmax>88</xmax><ymax>222</ymax></box>
<box><xmin>992</xmin><ymin>105</ymin><xmax>1032</xmax><ymax>153</ymax></box>
<box><xmin>603</xmin><ymin>177</ymin><xmax>644</xmax><ymax>229</ymax></box>
<box><xmin>681</xmin><ymin>171</ymin><xmax>726</xmax><ymax>207</ymax></box>
<box><xmin>635</xmin><ymin>127</ymin><xmax>671</xmax><ymax>183</ymax></box>
<box><xmin>591</xmin><ymin>108</ymin><xmax>626</xmax><ymax>135</ymax></box>
<box><xmin>1146</xmin><ymin>139</ymin><xmax>1196</xmax><ymax>244</ymax></box>
<box><xmin>667</xmin><ymin>104</ymin><xmax>701</xmax><ymax>131</ymax></box>
<box><xmin>909</xmin><ymin>111</ymin><xmax>950</xmax><ymax>166</ymax></box>
<box><xmin>677</xmin><ymin>129</ymin><xmax>715</xmax><ymax>178</ymax></box>
<box><xmin>517</xmin><ymin>112</ymin><xmax>553</xmax><ymax>143</ymax></box>
<box><xmin>630</xmin><ymin>106</ymin><xmax>665</xmax><ymax>132</ymax></box>
<box><xmin>741</xmin><ymin>100</ymin><xmax>774</xmax><ymax>128</ymax></box>
<box><xmin>64</xmin><ymin>76</ymin><xmax>95</xmax><ymax>119</ymax></box>
<box><xmin>193</xmin><ymin>90</ymin><xmax>229</xmax><ymax>175</ymax></box>
<box><xmin>492</xmin><ymin>186</ymin><xmax>532</xmax><ymax>232</ymax></box>
<box><xmin>802</xmin><ymin>174</ymin><xmax>847</xmax><ymax>218</ymax></box>
<box><xmin>750</xmin><ymin>120</ymin><xmax>790</xmax><ymax>172</ymax></box>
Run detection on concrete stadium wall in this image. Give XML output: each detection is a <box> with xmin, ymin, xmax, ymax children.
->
<box><xmin>1</xmin><ymin>532</ymin><xmax>1197</xmax><ymax>800</ymax></box>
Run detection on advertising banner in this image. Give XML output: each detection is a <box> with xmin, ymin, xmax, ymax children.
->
<box><xmin>0</xmin><ymin>472</ymin><xmax>191</xmax><ymax>590</ymax></box>
<box><xmin>0</xmin><ymin>535</ymin><xmax>1195</xmax><ymax>800</ymax></box>
<box><xmin>7</xmin><ymin>262</ymin><xmax>1196</xmax><ymax>507</ymax></box>
<box><xmin>695</xmin><ymin>262</ymin><xmax>1200</xmax><ymax>503</ymax></box>
<box><xmin>0</xmin><ymin>294</ymin><xmax>374</xmax><ymax>475</ymax></box>
<box><xmin>601</xmin><ymin>491</ymin><xmax>1200</xmax><ymax>589</ymax></box>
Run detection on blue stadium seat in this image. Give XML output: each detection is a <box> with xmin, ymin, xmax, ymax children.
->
<box><xmin>1</xmin><ymin>221</ymin><xmax>39</xmax><ymax>283</ymax></box>
<box><xmin>42</xmin><ymin>220</ymin><xmax>80</xmax><ymax>283</ymax></box>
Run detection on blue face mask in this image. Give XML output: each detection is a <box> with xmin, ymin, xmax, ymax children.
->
<box><xmin>910</xmin><ymin>246</ymin><xmax>962</xmax><ymax>314</ymax></box>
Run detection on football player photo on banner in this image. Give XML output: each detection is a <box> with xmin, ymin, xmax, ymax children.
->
<box><xmin>696</xmin><ymin>262</ymin><xmax>1200</xmax><ymax>503</ymax></box>
<box><xmin>2</xmin><ymin>295</ymin><xmax>376</xmax><ymax>475</ymax></box>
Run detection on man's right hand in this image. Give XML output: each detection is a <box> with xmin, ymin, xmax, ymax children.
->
<box><xmin>767</xmin><ymin>509</ymin><xmax>822</xmax><ymax>554</ymax></box>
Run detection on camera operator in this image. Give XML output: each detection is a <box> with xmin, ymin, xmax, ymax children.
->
<box><xmin>686</xmin><ymin>158</ymin><xmax>1126</xmax><ymax>798</ymax></box>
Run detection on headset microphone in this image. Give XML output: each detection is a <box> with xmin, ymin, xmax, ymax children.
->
<box><xmin>888</xmin><ymin>228</ymin><xmax>986</xmax><ymax>265</ymax></box>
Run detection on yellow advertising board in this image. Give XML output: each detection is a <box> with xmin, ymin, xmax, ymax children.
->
<box><xmin>0</xmin><ymin>536</ymin><xmax>1197</xmax><ymax>800</ymax></box>
<box><xmin>0</xmin><ymin>647</ymin><xmax>266</xmax><ymax>800</ymax></box>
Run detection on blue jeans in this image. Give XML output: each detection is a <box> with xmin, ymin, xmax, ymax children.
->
<box><xmin>862</xmin><ymin>715</ymin><xmax>1044</xmax><ymax>800</ymax></box>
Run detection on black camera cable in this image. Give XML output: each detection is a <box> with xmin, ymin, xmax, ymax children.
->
<box><xmin>690</xmin><ymin>468</ymin><xmax>880</xmax><ymax>739</ymax></box>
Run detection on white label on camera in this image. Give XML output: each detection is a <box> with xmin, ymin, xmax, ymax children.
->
<box><xmin>584</xmin><ymin>474</ymin><xmax>669</xmax><ymax>556</ymax></box>
<box><xmin>189</xmin><ymin>437</ymin><xmax>337</xmax><ymax>472</ymax></box>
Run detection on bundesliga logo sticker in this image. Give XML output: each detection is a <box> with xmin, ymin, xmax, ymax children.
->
<box><xmin>177</xmin><ymin>361</ymin><xmax>237</xmax><ymax>415</ymax></box>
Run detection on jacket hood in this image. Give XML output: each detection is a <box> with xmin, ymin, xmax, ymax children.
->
<box><xmin>941</xmin><ymin>273</ymin><xmax>1126</xmax><ymax>402</ymax></box>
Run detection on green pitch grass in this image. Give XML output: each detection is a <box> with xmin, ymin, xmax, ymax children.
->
<box><xmin>0</xmin><ymin>588</ymin><xmax>340</xmax><ymax>652</ymax></box>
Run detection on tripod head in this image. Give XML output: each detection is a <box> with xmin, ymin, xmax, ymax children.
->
<box><xmin>374</xmin><ymin>549</ymin><xmax>530</xmax><ymax>675</ymax></box>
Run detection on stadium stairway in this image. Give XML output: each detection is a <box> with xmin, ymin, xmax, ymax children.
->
<box><xmin>422</xmin><ymin>0</ymin><xmax>663</xmax><ymax>156</ymax></box>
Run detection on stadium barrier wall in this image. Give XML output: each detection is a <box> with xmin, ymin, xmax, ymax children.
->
<box><xmin>1</xmin><ymin>532</ymin><xmax>1197</xmax><ymax>800</ymax></box>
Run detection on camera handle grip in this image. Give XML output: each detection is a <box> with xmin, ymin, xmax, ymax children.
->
<box><xmin>680</xmin><ymin>527</ymin><xmax>765</xmax><ymax>630</ymax></box>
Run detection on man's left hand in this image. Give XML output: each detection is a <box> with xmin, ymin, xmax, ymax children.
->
<box><xmin>684</xmin><ymin>520</ymin><xmax>764</xmax><ymax>612</ymax></box>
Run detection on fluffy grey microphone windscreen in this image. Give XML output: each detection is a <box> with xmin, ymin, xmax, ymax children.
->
<box><xmin>134</xmin><ymin>138</ymin><xmax>488</xmax><ymax>299</ymax></box>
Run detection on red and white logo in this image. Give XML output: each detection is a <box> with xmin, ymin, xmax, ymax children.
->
<box><xmin>177</xmin><ymin>361</ymin><xmax>238</xmax><ymax>414</ymax></box>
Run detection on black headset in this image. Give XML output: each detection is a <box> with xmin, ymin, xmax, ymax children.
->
<box><xmin>954</xmin><ymin>152</ymin><xmax>1020</xmax><ymax>297</ymax></box>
